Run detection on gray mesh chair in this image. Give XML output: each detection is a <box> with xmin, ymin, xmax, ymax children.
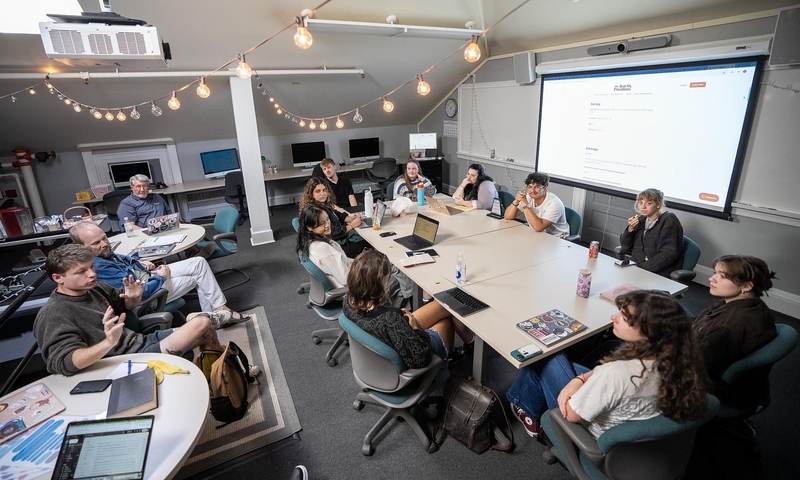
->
<box><xmin>365</xmin><ymin>158</ymin><xmax>398</xmax><ymax>200</ymax></box>
<box><xmin>299</xmin><ymin>253</ymin><xmax>348</xmax><ymax>366</ymax></box>
<box><xmin>102</xmin><ymin>189</ymin><xmax>132</xmax><ymax>232</ymax></box>
<box><xmin>339</xmin><ymin>314</ymin><xmax>449</xmax><ymax>456</ymax></box>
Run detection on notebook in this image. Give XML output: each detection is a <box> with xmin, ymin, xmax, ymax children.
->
<box><xmin>107</xmin><ymin>368</ymin><xmax>158</xmax><ymax>418</ymax></box>
<box><xmin>0</xmin><ymin>383</ymin><xmax>65</xmax><ymax>445</ymax></box>
<box><xmin>393</xmin><ymin>214</ymin><xmax>439</xmax><ymax>251</ymax></box>
<box><xmin>51</xmin><ymin>416</ymin><xmax>155</xmax><ymax>480</ymax></box>
<box><xmin>360</xmin><ymin>200</ymin><xmax>387</xmax><ymax>228</ymax></box>
<box><xmin>434</xmin><ymin>287</ymin><xmax>490</xmax><ymax>316</ymax></box>
<box><xmin>426</xmin><ymin>196</ymin><xmax>471</xmax><ymax>216</ymax></box>
<box><xmin>517</xmin><ymin>309</ymin><xmax>587</xmax><ymax>347</ymax></box>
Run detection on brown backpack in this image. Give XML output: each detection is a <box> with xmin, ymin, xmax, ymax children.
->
<box><xmin>195</xmin><ymin>341</ymin><xmax>256</xmax><ymax>424</ymax></box>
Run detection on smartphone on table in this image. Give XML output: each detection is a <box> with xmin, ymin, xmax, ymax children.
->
<box><xmin>69</xmin><ymin>379</ymin><xmax>112</xmax><ymax>395</ymax></box>
<box><xmin>511</xmin><ymin>343</ymin><xmax>542</xmax><ymax>362</ymax></box>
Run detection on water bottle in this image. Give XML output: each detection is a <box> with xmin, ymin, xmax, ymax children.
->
<box><xmin>417</xmin><ymin>182</ymin><xmax>425</xmax><ymax>206</ymax></box>
<box><xmin>364</xmin><ymin>188</ymin><xmax>373</xmax><ymax>219</ymax></box>
<box><xmin>456</xmin><ymin>250</ymin><xmax>466</xmax><ymax>285</ymax></box>
<box><xmin>123</xmin><ymin>217</ymin><xmax>134</xmax><ymax>237</ymax></box>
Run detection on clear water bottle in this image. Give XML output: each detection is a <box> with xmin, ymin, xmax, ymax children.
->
<box><xmin>364</xmin><ymin>188</ymin><xmax>373</xmax><ymax>219</ymax></box>
<box><xmin>456</xmin><ymin>250</ymin><xmax>466</xmax><ymax>285</ymax></box>
<box><xmin>123</xmin><ymin>217</ymin><xmax>134</xmax><ymax>237</ymax></box>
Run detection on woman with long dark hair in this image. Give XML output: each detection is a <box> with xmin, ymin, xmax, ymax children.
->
<box><xmin>506</xmin><ymin>291</ymin><xmax>707</xmax><ymax>438</ymax></box>
<box><xmin>452</xmin><ymin>163</ymin><xmax>498</xmax><ymax>210</ymax></box>
<box><xmin>299</xmin><ymin>177</ymin><xmax>367</xmax><ymax>258</ymax></box>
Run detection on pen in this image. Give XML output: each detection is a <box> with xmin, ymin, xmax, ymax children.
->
<box><xmin>127</xmin><ymin>360</ymin><xmax>132</xmax><ymax>375</ymax></box>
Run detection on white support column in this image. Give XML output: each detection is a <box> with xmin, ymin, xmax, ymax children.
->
<box><xmin>229</xmin><ymin>75</ymin><xmax>274</xmax><ymax>244</ymax></box>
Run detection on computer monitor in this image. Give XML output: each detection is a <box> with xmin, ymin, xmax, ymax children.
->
<box><xmin>108</xmin><ymin>161</ymin><xmax>153</xmax><ymax>188</ymax></box>
<box><xmin>409</xmin><ymin>133</ymin><xmax>437</xmax><ymax>156</ymax></box>
<box><xmin>349</xmin><ymin>137</ymin><xmax>380</xmax><ymax>162</ymax></box>
<box><xmin>200</xmin><ymin>148</ymin><xmax>241</xmax><ymax>179</ymax></box>
<box><xmin>291</xmin><ymin>141</ymin><xmax>326</xmax><ymax>168</ymax></box>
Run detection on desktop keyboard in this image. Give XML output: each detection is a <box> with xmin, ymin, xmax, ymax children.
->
<box><xmin>301</xmin><ymin>168</ymin><xmax>314</xmax><ymax>172</ymax></box>
<box><xmin>442</xmin><ymin>287</ymin><xmax>489</xmax><ymax>314</ymax></box>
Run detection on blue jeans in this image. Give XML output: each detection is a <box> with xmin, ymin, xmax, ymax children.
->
<box><xmin>506</xmin><ymin>352</ymin><xmax>590</xmax><ymax>420</ymax></box>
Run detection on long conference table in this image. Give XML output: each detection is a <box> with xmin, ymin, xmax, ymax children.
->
<box><xmin>358</xmin><ymin>195</ymin><xmax>687</xmax><ymax>382</ymax></box>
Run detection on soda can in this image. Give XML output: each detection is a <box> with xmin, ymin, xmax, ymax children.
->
<box><xmin>576</xmin><ymin>269</ymin><xmax>592</xmax><ymax>298</ymax></box>
<box><xmin>589</xmin><ymin>241</ymin><xmax>600</xmax><ymax>258</ymax></box>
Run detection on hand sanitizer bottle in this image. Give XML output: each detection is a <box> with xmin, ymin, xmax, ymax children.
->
<box><xmin>456</xmin><ymin>250</ymin><xmax>466</xmax><ymax>285</ymax></box>
<box><xmin>123</xmin><ymin>217</ymin><xmax>135</xmax><ymax>237</ymax></box>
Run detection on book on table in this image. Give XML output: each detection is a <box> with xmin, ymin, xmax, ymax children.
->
<box><xmin>135</xmin><ymin>234</ymin><xmax>187</xmax><ymax>248</ymax></box>
<box><xmin>131</xmin><ymin>243</ymin><xmax>176</xmax><ymax>258</ymax></box>
<box><xmin>107</xmin><ymin>367</ymin><xmax>158</xmax><ymax>418</ymax></box>
<box><xmin>599</xmin><ymin>282</ymin><xmax>641</xmax><ymax>303</ymax></box>
<box><xmin>399</xmin><ymin>253</ymin><xmax>435</xmax><ymax>267</ymax></box>
<box><xmin>517</xmin><ymin>309</ymin><xmax>587</xmax><ymax>347</ymax></box>
<box><xmin>0</xmin><ymin>382</ymin><xmax>65</xmax><ymax>444</ymax></box>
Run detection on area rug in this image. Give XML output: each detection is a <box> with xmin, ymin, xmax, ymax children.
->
<box><xmin>177</xmin><ymin>306</ymin><xmax>301</xmax><ymax>478</ymax></box>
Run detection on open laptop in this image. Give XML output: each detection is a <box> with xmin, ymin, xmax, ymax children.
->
<box><xmin>51</xmin><ymin>416</ymin><xmax>155</xmax><ymax>480</ymax></box>
<box><xmin>360</xmin><ymin>200</ymin><xmax>387</xmax><ymax>228</ymax></box>
<box><xmin>434</xmin><ymin>287</ymin><xmax>490</xmax><ymax>316</ymax></box>
<box><xmin>393</xmin><ymin>214</ymin><xmax>439</xmax><ymax>251</ymax></box>
<box><xmin>426</xmin><ymin>196</ymin><xmax>470</xmax><ymax>216</ymax></box>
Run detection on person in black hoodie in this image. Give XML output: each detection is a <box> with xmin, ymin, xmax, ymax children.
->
<box><xmin>619</xmin><ymin>188</ymin><xmax>684</xmax><ymax>276</ymax></box>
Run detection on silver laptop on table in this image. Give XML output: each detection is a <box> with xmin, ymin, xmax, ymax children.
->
<box><xmin>393</xmin><ymin>214</ymin><xmax>439</xmax><ymax>251</ymax></box>
<box><xmin>360</xmin><ymin>200</ymin><xmax>387</xmax><ymax>228</ymax></box>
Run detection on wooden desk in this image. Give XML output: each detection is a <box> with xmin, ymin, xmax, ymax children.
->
<box><xmin>7</xmin><ymin>353</ymin><xmax>209</xmax><ymax>480</ymax></box>
<box><xmin>109</xmin><ymin>223</ymin><xmax>206</xmax><ymax>259</ymax></box>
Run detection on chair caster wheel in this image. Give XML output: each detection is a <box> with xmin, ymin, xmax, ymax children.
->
<box><xmin>312</xmin><ymin>336</ymin><xmax>321</xmax><ymax>345</ymax></box>
<box><xmin>297</xmin><ymin>287</ymin><xmax>304</xmax><ymax>294</ymax></box>
<box><xmin>362</xmin><ymin>443</ymin><xmax>374</xmax><ymax>456</ymax></box>
<box><xmin>353</xmin><ymin>400</ymin><xmax>364</xmax><ymax>411</ymax></box>
<box><xmin>427</xmin><ymin>442</ymin><xmax>439</xmax><ymax>454</ymax></box>
<box><xmin>327</xmin><ymin>357</ymin><xmax>337</xmax><ymax>367</ymax></box>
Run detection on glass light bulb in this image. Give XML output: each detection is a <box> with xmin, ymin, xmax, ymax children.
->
<box><xmin>116</xmin><ymin>110</ymin><xmax>126</xmax><ymax>121</ymax></box>
<box><xmin>151</xmin><ymin>101</ymin><xmax>162</xmax><ymax>116</ymax></box>
<box><xmin>269</xmin><ymin>96</ymin><xmax>274</xmax><ymax>102</ymax></box>
<box><xmin>276</xmin><ymin>108</ymin><xmax>282</xmax><ymax>114</ymax></box>
<box><xmin>299</xmin><ymin>119</ymin><xmax>306</xmax><ymax>127</ymax></box>
<box><xmin>196</xmin><ymin>80</ymin><xmax>210</xmax><ymax>98</ymax></box>
<box><xmin>336</xmin><ymin>116</ymin><xmax>344</xmax><ymax>128</ymax></box>
<box><xmin>273</xmin><ymin>103</ymin><xmax>280</xmax><ymax>109</ymax></box>
<box><xmin>464</xmin><ymin>41</ymin><xmax>481</xmax><ymax>62</ymax></box>
<box><xmin>417</xmin><ymin>78</ymin><xmax>431</xmax><ymax>96</ymax></box>
<box><xmin>262</xmin><ymin>90</ymin><xmax>268</xmax><ymax>96</ymax></box>
<box><xmin>57</xmin><ymin>94</ymin><xmax>64</xmax><ymax>100</ymax></box>
<box><xmin>168</xmin><ymin>92</ymin><xmax>180</xmax><ymax>110</ymax></box>
<box><xmin>130</xmin><ymin>106</ymin><xmax>141</xmax><ymax>120</ymax></box>
<box><xmin>105</xmin><ymin>111</ymin><xmax>114</xmax><ymax>121</ymax></box>
<box><xmin>294</xmin><ymin>26</ymin><xmax>313</xmax><ymax>49</ymax></box>
<box><xmin>309</xmin><ymin>120</ymin><xmax>316</xmax><ymax>130</ymax></box>
<box><xmin>28</xmin><ymin>88</ymin><xmax>35</xmax><ymax>94</ymax></box>
<box><xmin>353</xmin><ymin>108</ymin><xmax>362</xmax><ymax>124</ymax></box>
<box><xmin>64</xmin><ymin>98</ymin><xmax>72</xmax><ymax>105</ymax></box>
<box><xmin>90</xmin><ymin>108</ymin><xmax>101</xmax><ymax>119</ymax></box>
<box><xmin>382</xmin><ymin>97</ymin><xmax>394</xmax><ymax>113</ymax></box>
<box><xmin>236</xmin><ymin>57</ymin><xmax>252</xmax><ymax>78</ymax></box>
<box><xmin>73</xmin><ymin>103</ymin><xmax>81</xmax><ymax>112</ymax></box>
<box><xmin>319</xmin><ymin>119</ymin><xmax>327</xmax><ymax>130</ymax></box>
<box><xmin>11</xmin><ymin>95</ymin><xmax>16</xmax><ymax>102</ymax></box>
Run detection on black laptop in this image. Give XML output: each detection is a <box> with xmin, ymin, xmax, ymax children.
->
<box><xmin>434</xmin><ymin>287</ymin><xmax>490</xmax><ymax>316</ymax></box>
<box><xmin>393</xmin><ymin>214</ymin><xmax>439</xmax><ymax>251</ymax></box>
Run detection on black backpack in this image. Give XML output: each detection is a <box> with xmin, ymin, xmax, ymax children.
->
<box><xmin>195</xmin><ymin>341</ymin><xmax>257</xmax><ymax>424</ymax></box>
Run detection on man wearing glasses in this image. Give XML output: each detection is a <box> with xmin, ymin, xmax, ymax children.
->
<box><xmin>505</xmin><ymin>172</ymin><xmax>570</xmax><ymax>237</ymax></box>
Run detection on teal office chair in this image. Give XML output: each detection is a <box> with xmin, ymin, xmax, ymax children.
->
<box><xmin>291</xmin><ymin>217</ymin><xmax>310</xmax><ymax>295</ymax></box>
<box><xmin>614</xmin><ymin>235</ymin><xmax>698</xmax><ymax>283</ymax></box>
<box><xmin>384</xmin><ymin>182</ymin><xmax>394</xmax><ymax>201</ymax></box>
<box><xmin>541</xmin><ymin>394</ymin><xmax>719</xmax><ymax>480</ymax></box>
<box><xmin>711</xmin><ymin>323</ymin><xmax>797</xmax><ymax>454</ymax></box>
<box><xmin>564</xmin><ymin>207</ymin><xmax>583</xmax><ymax>243</ymax></box>
<box><xmin>195</xmin><ymin>206</ymin><xmax>250</xmax><ymax>291</ymax></box>
<box><xmin>339</xmin><ymin>314</ymin><xmax>449</xmax><ymax>456</ymax></box>
<box><xmin>299</xmin><ymin>253</ymin><xmax>348</xmax><ymax>366</ymax></box>
<box><xmin>498</xmin><ymin>190</ymin><xmax>515</xmax><ymax>210</ymax></box>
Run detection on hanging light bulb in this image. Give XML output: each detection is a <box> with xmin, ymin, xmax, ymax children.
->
<box><xmin>382</xmin><ymin>96</ymin><xmax>394</xmax><ymax>113</ymax></box>
<box><xmin>64</xmin><ymin>98</ymin><xmax>72</xmax><ymax>105</ymax></box>
<box><xmin>45</xmin><ymin>81</ymin><xmax>53</xmax><ymax>91</ymax></box>
<box><xmin>464</xmin><ymin>35</ymin><xmax>481</xmax><ymax>62</ymax></box>
<box><xmin>256</xmin><ymin>83</ymin><xmax>263</xmax><ymax>90</ymax></box>
<box><xmin>273</xmin><ymin>103</ymin><xmax>280</xmax><ymax>109</ymax></box>
<box><xmin>236</xmin><ymin>54</ymin><xmax>252</xmax><ymax>78</ymax></box>
<box><xmin>269</xmin><ymin>96</ymin><xmax>274</xmax><ymax>103</ymax></box>
<box><xmin>73</xmin><ymin>103</ymin><xmax>82</xmax><ymax>112</ymax></box>
<box><xmin>90</xmin><ymin>108</ymin><xmax>102</xmax><ymax>119</ymax></box>
<box><xmin>309</xmin><ymin>120</ymin><xmax>317</xmax><ymax>130</ymax></box>
<box><xmin>294</xmin><ymin>16</ymin><xmax>313</xmax><ymax>49</ymax></box>
<box><xmin>319</xmin><ymin>119</ymin><xmax>328</xmax><ymax>130</ymax></box>
<box><xmin>353</xmin><ymin>108</ymin><xmax>363</xmax><ymax>124</ymax></box>
<box><xmin>262</xmin><ymin>90</ymin><xmax>268</xmax><ymax>96</ymax></box>
<box><xmin>416</xmin><ymin>75</ymin><xmax>431</xmax><ymax>96</ymax></box>
<box><xmin>104</xmin><ymin>110</ymin><xmax>114</xmax><ymax>121</ymax></box>
<box><xmin>168</xmin><ymin>91</ymin><xmax>180</xmax><ymax>110</ymax></box>
<box><xmin>28</xmin><ymin>88</ymin><xmax>36</xmax><ymax>94</ymax></box>
<box><xmin>130</xmin><ymin>106</ymin><xmax>141</xmax><ymax>120</ymax></box>
<box><xmin>57</xmin><ymin>93</ymin><xmax>64</xmax><ymax>100</ymax></box>
<box><xmin>335</xmin><ymin>116</ymin><xmax>344</xmax><ymax>128</ymax></box>
<box><xmin>11</xmin><ymin>95</ymin><xmax>16</xmax><ymax>102</ymax></box>
<box><xmin>196</xmin><ymin>77</ymin><xmax>210</xmax><ymax>98</ymax></box>
<box><xmin>299</xmin><ymin>119</ymin><xmax>306</xmax><ymax>127</ymax></box>
<box><xmin>151</xmin><ymin>101</ymin><xmax>162</xmax><ymax>116</ymax></box>
<box><xmin>276</xmin><ymin>108</ymin><xmax>283</xmax><ymax>114</ymax></box>
<box><xmin>116</xmin><ymin>109</ymin><xmax>126</xmax><ymax>121</ymax></box>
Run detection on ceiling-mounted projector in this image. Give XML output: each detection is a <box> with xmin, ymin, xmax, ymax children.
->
<box><xmin>38</xmin><ymin>0</ymin><xmax>168</xmax><ymax>68</ymax></box>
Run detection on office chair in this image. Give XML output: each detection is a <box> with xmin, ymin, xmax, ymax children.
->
<box><xmin>135</xmin><ymin>288</ymin><xmax>187</xmax><ymax>326</ymax></box>
<box><xmin>564</xmin><ymin>206</ymin><xmax>583</xmax><ymax>243</ymax></box>
<box><xmin>385</xmin><ymin>181</ymin><xmax>394</xmax><ymax>201</ymax></box>
<box><xmin>224</xmin><ymin>171</ymin><xmax>250</xmax><ymax>225</ymax></box>
<box><xmin>339</xmin><ymin>314</ymin><xmax>449</xmax><ymax>456</ymax></box>
<box><xmin>364</xmin><ymin>158</ymin><xmax>397</xmax><ymax>201</ymax></box>
<box><xmin>541</xmin><ymin>394</ymin><xmax>719</xmax><ymax>480</ymax></box>
<box><xmin>102</xmin><ymin>189</ymin><xmax>132</xmax><ymax>232</ymax></box>
<box><xmin>291</xmin><ymin>217</ymin><xmax>310</xmax><ymax>295</ymax></box>
<box><xmin>498</xmin><ymin>190</ymin><xmax>515</xmax><ymax>210</ymax></box>
<box><xmin>299</xmin><ymin>253</ymin><xmax>348</xmax><ymax>366</ymax></box>
<box><xmin>614</xmin><ymin>235</ymin><xmax>699</xmax><ymax>282</ymax></box>
<box><xmin>195</xmin><ymin>206</ymin><xmax>250</xmax><ymax>291</ymax></box>
<box><xmin>711</xmin><ymin>323</ymin><xmax>797</xmax><ymax>454</ymax></box>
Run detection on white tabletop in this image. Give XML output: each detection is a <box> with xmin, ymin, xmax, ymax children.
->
<box><xmin>109</xmin><ymin>223</ymin><xmax>206</xmax><ymax>259</ymax></box>
<box><xmin>18</xmin><ymin>353</ymin><xmax>209</xmax><ymax>480</ymax></box>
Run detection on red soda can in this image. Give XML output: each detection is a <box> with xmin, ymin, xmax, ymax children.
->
<box><xmin>589</xmin><ymin>241</ymin><xmax>600</xmax><ymax>258</ymax></box>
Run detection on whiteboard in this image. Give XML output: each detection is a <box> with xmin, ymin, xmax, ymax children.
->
<box><xmin>457</xmin><ymin>82</ymin><xmax>539</xmax><ymax>165</ymax></box>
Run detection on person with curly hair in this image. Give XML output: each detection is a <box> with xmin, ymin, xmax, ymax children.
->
<box><xmin>506</xmin><ymin>291</ymin><xmax>707</xmax><ymax>438</ymax></box>
<box><xmin>299</xmin><ymin>177</ymin><xmax>368</xmax><ymax>258</ymax></box>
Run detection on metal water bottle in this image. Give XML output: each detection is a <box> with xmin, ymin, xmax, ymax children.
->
<box><xmin>123</xmin><ymin>217</ymin><xmax>134</xmax><ymax>238</ymax></box>
<box><xmin>364</xmin><ymin>188</ymin><xmax>373</xmax><ymax>219</ymax></box>
<box><xmin>417</xmin><ymin>182</ymin><xmax>425</xmax><ymax>206</ymax></box>
<box><xmin>456</xmin><ymin>250</ymin><xmax>467</xmax><ymax>285</ymax></box>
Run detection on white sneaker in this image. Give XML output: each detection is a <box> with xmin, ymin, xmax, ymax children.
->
<box><xmin>187</xmin><ymin>310</ymin><xmax>234</xmax><ymax>330</ymax></box>
<box><xmin>248</xmin><ymin>365</ymin><xmax>261</xmax><ymax>377</ymax></box>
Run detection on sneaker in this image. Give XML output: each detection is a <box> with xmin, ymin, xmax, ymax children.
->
<box><xmin>511</xmin><ymin>405</ymin><xmax>539</xmax><ymax>437</ymax></box>
<box><xmin>248</xmin><ymin>365</ymin><xmax>261</xmax><ymax>377</ymax></box>
<box><xmin>448</xmin><ymin>346</ymin><xmax>466</xmax><ymax>365</ymax></box>
<box><xmin>187</xmin><ymin>310</ymin><xmax>234</xmax><ymax>330</ymax></box>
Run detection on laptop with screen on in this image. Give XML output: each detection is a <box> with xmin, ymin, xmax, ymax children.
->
<box><xmin>393</xmin><ymin>214</ymin><xmax>439</xmax><ymax>251</ymax></box>
<box><xmin>360</xmin><ymin>200</ymin><xmax>387</xmax><ymax>228</ymax></box>
<box><xmin>51</xmin><ymin>416</ymin><xmax>154</xmax><ymax>480</ymax></box>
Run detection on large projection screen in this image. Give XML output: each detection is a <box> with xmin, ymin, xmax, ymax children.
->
<box><xmin>536</xmin><ymin>57</ymin><xmax>764</xmax><ymax>219</ymax></box>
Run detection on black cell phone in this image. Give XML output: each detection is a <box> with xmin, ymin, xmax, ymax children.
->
<box><xmin>70</xmin><ymin>379</ymin><xmax>112</xmax><ymax>395</ymax></box>
<box><xmin>614</xmin><ymin>259</ymin><xmax>637</xmax><ymax>267</ymax></box>
<box><xmin>379</xmin><ymin>231</ymin><xmax>396</xmax><ymax>237</ymax></box>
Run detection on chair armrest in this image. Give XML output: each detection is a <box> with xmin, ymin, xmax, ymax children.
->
<box><xmin>212</xmin><ymin>231</ymin><xmax>237</xmax><ymax>255</ymax></box>
<box><xmin>549</xmin><ymin>411</ymin><xmax>604</xmax><ymax>456</ymax></box>
<box><xmin>139</xmin><ymin>312</ymin><xmax>173</xmax><ymax>334</ymax></box>
<box><xmin>135</xmin><ymin>289</ymin><xmax>168</xmax><ymax>316</ymax></box>
<box><xmin>565</xmin><ymin>233</ymin><xmax>580</xmax><ymax>243</ymax></box>
<box><xmin>613</xmin><ymin>245</ymin><xmax>628</xmax><ymax>260</ymax></box>
<box><xmin>670</xmin><ymin>269</ymin><xmax>697</xmax><ymax>282</ymax></box>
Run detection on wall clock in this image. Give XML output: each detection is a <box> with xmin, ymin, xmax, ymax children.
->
<box><xmin>445</xmin><ymin>98</ymin><xmax>458</xmax><ymax>118</ymax></box>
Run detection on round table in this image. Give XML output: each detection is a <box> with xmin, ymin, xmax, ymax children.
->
<box><xmin>23</xmin><ymin>353</ymin><xmax>209</xmax><ymax>480</ymax></box>
<box><xmin>109</xmin><ymin>223</ymin><xmax>207</xmax><ymax>259</ymax></box>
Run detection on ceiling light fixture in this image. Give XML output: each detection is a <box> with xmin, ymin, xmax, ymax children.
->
<box><xmin>382</xmin><ymin>96</ymin><xmax>394</xmax><ymax>113</ymax></box>
<box><xmin>104</xmin><ymin>110</ymin><xmax>114</xmax><ymax>121</ymax></box>
<box><xmin>72</xmin><ymin>103</ymin><xmax>81</xmax><ymax>112</ymax></box>
<box><xmin>130</xmin><ymin>106</ymin><xmax>141</xmax><ymax>120</ymax></box>
<box><xmin>319</xmin><ymin>119</ymin><xmax>327</xmax><ymax>130</ymax></box>
<box><xmin>299</xmin><ymin>119</ymin><xmax>306</xmax><ymax>127</ymax></box>
<box><xmin>116</xmin><ymin>109</ymin><xmax>126</xmax><ymax>121</ymax></box>
<box><xmin>416</xmin><ymin>75</ymin><xmax>430</xmax><ymax>96</ymax></box>
<box><xmin>353</xmin><ymin>108</ymin><xmax>362</xmax><ymax>123</ymax></box>
<box><xmin>294</xmin><ymin>16</ymin><xmax>313</xmax><ymax>49</ymax></box>
<box><xmin>168</xmin><ymin>91</ymin><xmax>180</xmax><ymax>110</ymax></box>
<box><xmin>196</xmin><ymin>77</ymin><xmax>210</xmax><ymax>98</ymax></box>
<box><xmin>236</xmin><ymin>54</ymin><xmax>252</xmax><ymax>78</ymax></box>
<box><xmin>309</xmin><ymin>120</ymin><xmax>317</xmax><ymax>130</ymax></box>
<box><xmin>336</xmin><ymin>116</ymin><xmax>344</xmax><ymax>128</ymax></box>
<box><xmin>151</xmin><ymin>100</ymin><xmax>162</xmax><ymax>116</ymax></box>
<box><xmin>465</xmin><ymin>35</ymin><xmax>481</xmax><ymax>62</ymax></box>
